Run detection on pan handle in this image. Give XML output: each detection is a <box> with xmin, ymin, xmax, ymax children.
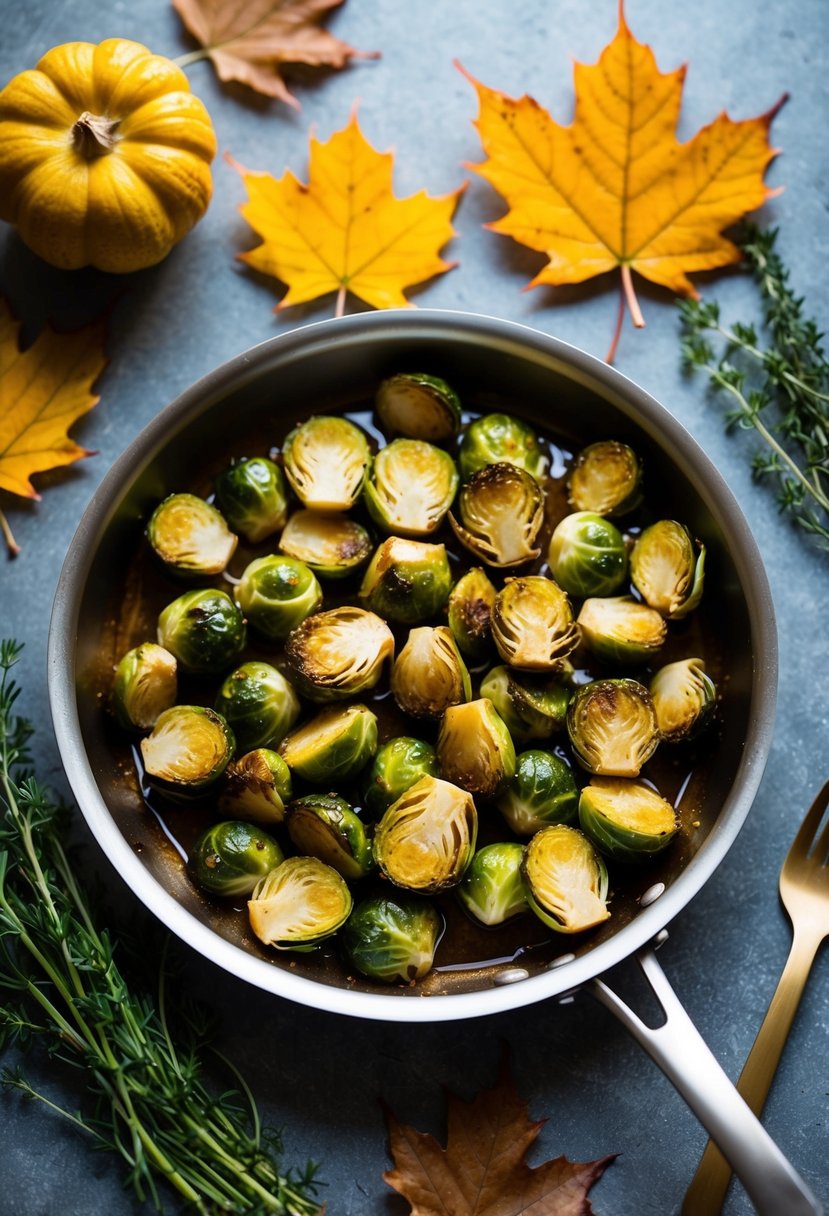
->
<box><xmin>589</xmin><ymin>941</ymin><xmax>822</xmax><ymax>1216</ymax></box>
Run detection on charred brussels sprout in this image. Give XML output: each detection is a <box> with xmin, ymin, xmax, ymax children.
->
<box><xmin>215</xmin><ymin>661</ymin><xmax>300</xmax><ymax>751</ymax></box>
<box><xmin>214</xmin><ymin>457</ymin><xmax>288</xmax><ymax>543</ymax></box>
<box><xmin>362</xmin><ymin>736</ymin><xmax>439</xmax><ymax>819</ymax></box>
<box><xmin>190</xmin><ymin>820</ymin><xmax>284</xmax><ymax>897</ymax></box>
<box><xmin>650</xmin><ymin>657</ymin><xmax>716</xmax><ymax>742</ymax></box>
<box><xmin>436</xmin><ymin>698</ymin><xmax>516</xmax><ymax>800</ymax></box>
<box><xmin>157</xmin><ymin>589</ymin><xmax>246</xmax><ymax>674</ymax></box>
<box><xmin>278</xmin><ymin>703</ymin><xmax>378</xmax><ymax>784</ymax></box>
<box><xmin>360</xmin><ymin>537</ymin><xmax>452</xmax><ymax>624</ymax></box>
<box><xmin>342</xmin><ymin>894</ymin><xmax>442</xmax><ymax>983</ymax></box>
<box><xmin>459</xmin><ymin>413</ymin><xmax>548</xmax><ymax>483</ymax></box>
<box><xmin>146</xmin><ymin>493</ymin><xmax>237</xmax><ymax>578</ymax></box>
<box><xmin>364</xmin><ymin>439</ymin><xmax>458</xmax><ymax>536</ymax></box>
<box><xmin>579</xmin><ymin>777</ymin><xmax>678</xmax><ymax>862</ymax></box>
<box><xmin>286</xmin><ymin>794</ymin><xmax>373</xmax><ymax>880</ymax></box>
<box><xmin>278</xmin><ymin>510</ymin><xmax>372</xmax><ymax>579</ymax></box>
<box><xmin>285</xmin><ymin>606</ymin><xmax>394</xmax><ymax>702</ymax></box>
<box><xmin>522</xmin><ymin>824</ymin><xmax>610</xmax><ymax>933</ymax></box>
<box><xmin>218</xmin><ymin>748</ymin><xmax>293</xmax><ymax>825</ymax></box>
<box><xmin>375</xmin><ymin>372</ymin><xmax>462</xmax><ymax>442</ymax></box>
<box><xmin>496</xmin><ymin>750</ymin><xmax>579</xmax><ymax>836</ymax></box>
<box><xmin>491</xmin><ymin>576</ymin><xmax>579</xmax><ymax>670</ymax></box>
<box><xmin>548</xmin><ymin>512</ymin><xmax>628</xmax><ymax>598</ymax></box>
<box><xmin>248</xmin><ymin>856</ymin><xmax>352</xmax><ymax>951</ymax></box>
<box><xmin>447</xmin><ymin>568</ymin><xmax>496</xmax><ymax>659</ymax></box>
<box><xmin>567</xmin><ymin>440</ymin><xmax>642</xmax><ymax>517</ymax></box>
<box><xmin>391</xmin><ymin>626</ymin><xmax>470</xmax><ymax>719</ymax></box>
<box><xmin>140</xmin><ymin>705</ymin><xmax>234</xmax><ymax>797</ymax></box>
<box><xmin>567</xmin><ymin>679</ymin><xmax>659</xmax><ymax>777</ymax></box>
<box><xmin>282</xmin><ymin>415</ymin><xmax>370</xmax><ymax>511</ymax></box>
<box><xmin>630</xmin><ymin>520</ymin><xmax>706</xmax><ymax>619</ymax></box>
<box><xmin>577</xmin><ymin>596</ymin><xmax>667</xmax><ymax>665</ymax></box>
<box><xmin>374</xmin><ymin>776</ymin><xmax>477</xmax><ymax>893</ymax></box>
<box><xmin>113</xmin><ymin>643</ymin><xmax>177</xmax><ymax>731</ymax></box>
<box><xmin>449</xmin><ymin>463</ymin><xmax>544</xmax><ymax>568</ymax></box>
<box><xmin>479</xmin><ymin>665</ymin><xmax>569</xmax><ymax>744</ymax></box>
<box><xmin>235</xmin><ymin>555</ymin><xmax>323</xmax><ymax>641</ymax></box>
<box><xmin>457</xmin><ymin>842</ymin><xmax>529</xmax><ymax>927</ymax></box>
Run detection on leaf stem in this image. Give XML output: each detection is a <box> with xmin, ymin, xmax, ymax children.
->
<box><xmin>605</xmin><ymin>277</ymin><xmax>626</xmax><ymax>364</ymax></box>
<box><xmin>335</xmin><ymin>286</ymin><xmax>347</xmax><ymax>318</ymax></box>
<box><xmin>621</xmin><ymin>264</ymin><xmax>645</xmax><ymax>329</ymax></box>
<box><xmin>0</xmin><ymin>508</ymin><xmax>20</xmax><ymax>558</ymax></box>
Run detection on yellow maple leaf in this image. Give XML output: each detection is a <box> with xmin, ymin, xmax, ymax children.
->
<box><xmin>458</xmin><ymin>3</ymin><xmax>785</xmax><ymax>359</ymax></box>
<box><xmin>230</xmin><ymin>112</ymin><xmax>465</xmax><ymax>314</ymax></box>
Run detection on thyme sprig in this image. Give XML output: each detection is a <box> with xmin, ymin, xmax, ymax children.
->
<box><xmin>0</xmin><ymin>640</ymin><xmax>321</xmax><ymax>1215</ymax></box>
<box><xmin>680</xmin><ymin>225</ymin><xmax>829</xmax><ymax>547</ymax></box>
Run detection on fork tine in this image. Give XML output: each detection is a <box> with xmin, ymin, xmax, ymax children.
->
<box><xmin>785</xmin><ymin>776</ymin><xmax>829</xmax><ymax>862</ymax></box>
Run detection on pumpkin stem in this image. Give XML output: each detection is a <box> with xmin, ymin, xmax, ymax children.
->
<box><xmin>72</xmin><ymin>111</ymin><xmax>120</xmax><ymax>158</ymax></box>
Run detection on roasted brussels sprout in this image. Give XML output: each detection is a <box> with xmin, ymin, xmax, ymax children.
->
<box><xmin>146</xmin><ymin>493</ymin><xmax>237</xmax><ymax>578</ymax></box>
<box><xmin>577</xmin><ymin>596</ymin><xmax>667</xmax><ymax>665</ymax></box>
<box><xmin>190</xmin><ymin>820</ymin><xmax>284</xmax><ymax>897</ymax></box>
<box><xmin>215</xmin><ymin>661</ymin><xmax>301</xmax><ymax>751</ymax></box>
<box><xmin>218</xmin><ymin>748</ymin><xmax>293</xmax><ymax>825</ymax></box>
<box><xmin>375</xmin><ymin>372</ymin><xmax>462</xmax><ymax>442</ymax></box>
<box><xmin>436</xmin><ymin>698</ymin><xmax>516</xmax><ymax>799</ymax></box>
<box><xmin>364</xmin><ymin>439</ymin><xmax>458</xmax><ymax>536</ymax></box>
<box><xmin>390</xmin><ymin>626</ymin><xmax>471</xmax><ymax>719</ymax></box>
<box><xmin>214</xmin><ymin>456</ymin><xmax>288</xmax><ymax>543</ymax></box>
<box><xmin>374</xmin><ymin>775</ymin><xmax>477</xmax><ymax>893</ymax></box>
<box><xmin>567</xmin><ymin>440</ymin><xmax>643</xmax><ymax>517</ymax></box>
<box><xmin>112</xmin><ymin>643</ymin><xmax>177</xmax><ymax>731</ymax></box>
<box><xmin>548</xmin><ymin>512</ymin><xmax>628</xmax><ymax>598</ymax></box>
<box><xmin>650</xmin><ymin>657</ymin><xmax>716</xmax><ymax>742</ymax></box>
<box><xmin>342</xmin><ymin>894</ymin><xmax>442</xmax><ymax>983</ymax></box>
<box><xmin>479</xmin><ymin>665</ymin><xmax>570</xmax><ymax>743</ymax></box>
<box><xmin>522</xmin><ymin>824</ymin><xmax>610</xmax><ymax>934</ymax></box>
<box><xmin>278</xmin><ymin>703</ymin><xmax>378</xmax><ymax>784</ymax></box>
<box><xmin>491</xmin><ymin>576</ymin><xmax>579</xmax><ymax>670</ymax></box>
<box><xmin>457</xmin><ymin>842</ymin><xmax>529</xmax><ymax>926</ymax></box>
<box><xmin>157</xmin><ymin>589</ymin><xmax>246</xmax><ymax>674</ymax></box>
<box><xmin>362</xmin><ymin>736</ymin><xmax>439</xmax><ymax>818</ymax></box>
<box><xmin>496</xmin><ymin>749</ymin><xmax>579</xmax><ymax>836</ymax></box>
<box><xmin>248</xmin><ymin>856</ymin><xmax>352</xmax><ymax>951</ymax></box>
<box><xmin>360</xmin><ymin>536</ymin><xmax>452</xmax><ymax>624</ymax></box>
<box><xmin>630</xmin><ymin>520</ymin><xmax>706</xmax><ymax>619</ymax></box>
<box><xmin>579</xmin><ymin>777</ymin><xmax>679</xmax><ymax>863</ymax></box>
<box><xmin>282</xmin><ymin>415</ymin><xmax>370</xmax><ymax>511</ymax></box>
<box><xmin>140</xmin><ymin>705</ymin><xmax>234</xmax><ymax>797</ymax></box>
<box><xmin>459</xmin><ymin>413</ymin><xmax>548</xmax><ymax>482</ymax></box>
<box><xmin>235</xmin><ymin>555</ymin><xmax>323</xmax><ymax>641</ymax></box>
<box><xmin>286</xmin><ymin>794</ymin><xmax>373</xmax><ymax>880</ymax></box>
<box><xmin>567</xmin><ymin>678</ymin><xmax>659</xmax><ymax>777</ymax></box>
<box><xmin>447</xmin><ymin>567</ymin><xmax>496</xmax><ymax>659</ymax></box>
<box><xmin>449</xmin><ymin>463</ymin><xmax>543</xmax><ymax>568</ymax></box>
<box><xmin>278</xmin><ymin>509</ymin><xmax>372</xmax><ymax>579</ymax></box>
<box><xmin>285</xmin><ymin>606</ymin><xmax>394</xmax><ymax>702</ymax></box>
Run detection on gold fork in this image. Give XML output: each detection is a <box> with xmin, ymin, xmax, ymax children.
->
<box><xmin>682</xmin><ymin>777</ymin><xmax>829</xmax><ymax>1215</ymax></box>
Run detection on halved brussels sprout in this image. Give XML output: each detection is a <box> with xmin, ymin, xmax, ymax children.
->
<box><xmin>491</xmin><ymin>576</ymin><xmax>579</xmax><ymax>671</ymax></box>
<box><xmin>436</xmin><ymin>698</ymin><xmax>516</xmax><ymax>800</ymax></box>
<box><xmin>522</xmin><ymin>824</ymin><xmax>610</xmax><ymax>934</ymax></box>
<box><xmin>447</xmin><ymin>568</ymin><xmax>496</xmax><ymax>659</ymax></box>
<box><xmin>359</xmin><ymin>536</ymin><xmax>452</xmax><ymax>624</ymax></box>
<box><xmin>457</xmin><ymin>842</ymin><xmax>529</xmax><ymax>927</ymax></box>
<box><xmin>278</xmin><ymin>703</ymin><xmax>378</xmax><ymax>784</ymax></box>
<box><xmin>215</xmin><ymin>661</ymin><xmax>301</xmax><ymax>752</ymax></box>
<box><xmin>364</xmin><ymin>440</ymin><xmax>458</xmax><ymax>537</ymax></box>
<box><xmin>375</xmin><ymin>372</ymin><xmax>462</xmax><ymax>442</ymax></box>
<box><xmin>567</xmin><ymin>440</ymin><xmax>643</xmax><ymax>517</ymax></box>
<box><xmin>235</xmin><ymin>555</ymin><xmax>323</xmax><ymax>641</ymax></box>
<box><xmin>218</xmin><ymin>748</ymin><xmax>293</xmax><ymax>825</ymax></box>
<box><xmin>548</xmin><ymin>512</ymin><xmax>628</xmax><ymax>598</ymax></box>
<box><xmin>248</xmin><ymin>856</ymin><xmax>352</xmax><ymax>951</ymax></box>
<box><xmin>285</xmin><ymin>606</ymin><xmax>394</xmax><ymax>702</ymax></box>
<box><xmin>374</xmin><ymin>775</ymin><xmax>477</xmax><ymax>893</ymax></box>
<box><xmin>449</xmin><ymin>463</ymin><xmax>543</xmax><ymax>568</ymax></box>
<box><xmin>190</xmin><ymin>820</ymin><xmax>284</xmax><ymax>897</ymax></box>
<box><xmin>459</xmin><ymin>413</ymin><xmax>548</xmax><ymax>483</ymax></box>
<box><xmin>146</xmin><ymin>493</ymin><xmax>237</xmax><ymax>578</ymax></box>
<box><xmin>578</xmin><ymin>777</ymin><xmax>679</xmax><ymax>863</ymax></box>
<box><xmin>112</xmin><ymin>643</ymin><xmax>177</xmax><ymax>731</ymax></box>
<box><xmin>496</xmin><ymin>749</ymin><xmax>579</xmax><ymax>836</ymax></box>
<box><xmin>630</xmin><ymin>520</ymin><xmax>706</xmax><ymax>619</ymax></box>
<box><xmin>214</xmin><ymin>456</ymin><xmax>288</xmax><ymax>543</ymax></box>
<box><xmin>342</xmin><ymin>894</ymin><xmax>443</xmax><ymax>983</ymax></box>
<box><xmin>577</xmin><ymin>596</ymin><xmax>667</xmax><ymax>665</ymax></box>
<box><xmin>567</xmin><ymin>679</ymin><xmax>659</xmax><ymax>777</ymax></box>
<box><xmin>140</xmin><ymin>705</ymin><xmax>235</xmax><ymax>797</ymax></box>
<box><xmin>390</xmin><ymin>626</ymin><xmax>471</xmax><ymax>719</ymax></box>
<box><xmin>286</xmin><ymin>794</ymin><xmax>373</xmax><ymax>880</ymax></box>
<box><xmin>479</xmin><ymin>665</ymin><xmax>570</xmax><ymax>743</ymax></box>
<box><xmin>282</xmin><ymin>416</ymin><xmax>370</xmax><ymax>511</ymax></box>
<box><xmin>362</xmin><ymin>736</ymin><xmax>439</xmax><ymax>819</ymax></box>
<box><xmin>650</xmin><ymin>657</ymin><xmax>716</xmax><ymax>742</ymax></box>
<box><xmin>278</xmin><ymin>510</ymin><xmax>372</xmax><ymax>579</ymax></box>
<box><xmin>157</xmin><ymin>589</ymin><xmax>246</xmax><ymax>675</ymax></box>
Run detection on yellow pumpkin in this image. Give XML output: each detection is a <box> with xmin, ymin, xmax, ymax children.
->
<box><xmin>0</xmin><ymin>39</ymin><xmax>217</xmax><ymax>273</ymax></box>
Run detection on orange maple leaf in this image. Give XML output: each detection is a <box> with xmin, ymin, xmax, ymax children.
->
<box><xmin>458</xmin><ymin>2</ymin><xmax>785</xmax><ymax>360</ymax></box>
<box><xmin>384</xmin><ymin>1059</ymin><xmax>615</xmax><ymax>1215</ymax></box>
<box><xmin>229</xmin><ymin>112</ymin><xmax>465</xmax><ymax>315</ymax></box>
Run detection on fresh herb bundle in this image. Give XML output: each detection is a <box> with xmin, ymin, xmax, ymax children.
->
<box><xmin>680</xmin><ymin>224</ymin><xmax>829</xmax><ymax>547</ymax></box>
<box><xmin>0</xmin><ymin>640</ymin><xmax>321</xmax><ymax>1215</ymax></box>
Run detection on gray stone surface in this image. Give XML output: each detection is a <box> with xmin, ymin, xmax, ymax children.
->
<box><xmin>1</xmin><ymin>1</ymin><xmax>828</xmax><ymax>1213</ymax></box>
